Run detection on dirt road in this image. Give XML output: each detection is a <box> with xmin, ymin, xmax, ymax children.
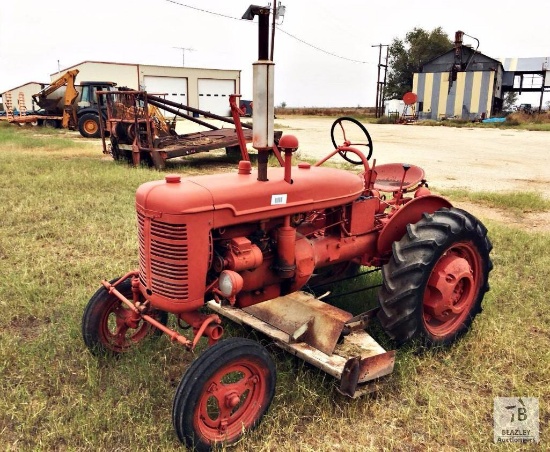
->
<box><xmin>177</xmin><ymin>116</ymin><xmax>548</xmax><ymax>196</ymax></box>
<box><xmin>271</xmin><ymin>117</ymin><xmax>550</xmax><ymax>198</ymax></box>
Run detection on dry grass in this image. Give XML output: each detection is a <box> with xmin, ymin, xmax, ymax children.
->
<box><xmin>506</xmin><ymin>111</ymin><xmax>550</xmax><ymax>124</ymax></box>
<box><xmin>275</xmin><ymin>107</ymin><xmax>376</xmax><ymax>119</ymax></box>
<box><xmin>0</xmin><ymin>124</ymin><xmax>548</xmax><ymax>450</ymax></box>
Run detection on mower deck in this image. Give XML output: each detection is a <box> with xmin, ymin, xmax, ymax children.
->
<box><xmin>207</xmin><ymin>291</ymin><xmax>395</xmax><ymax>398</ymax></box>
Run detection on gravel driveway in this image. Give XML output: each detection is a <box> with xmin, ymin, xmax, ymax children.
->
<box><xmin>271</xmin><ymin>117</ymin><xmax>550</xmax><ymax>198</ymax></box>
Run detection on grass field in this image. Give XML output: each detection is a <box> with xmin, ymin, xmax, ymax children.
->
<box><xmin>0</xmin><ymin>123</ymin><xmax>548</xmax><ymax>450</ymax></box>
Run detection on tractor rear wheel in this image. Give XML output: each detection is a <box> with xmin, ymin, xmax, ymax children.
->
<box><xmin>78</xmin><ymin>113</ymin><xmax>102</xmax><ymax>138</ymax></box>
<box><xmin>82</xmin><ymin>277</ymin><xmax>168</xmax><ymax>356</ymax></box>
<box><xmin>378</xmin><ymin>208</ymin><xmax>492</xmax><ymax>347</ymax></box>
<box><xmin>173</xmin><ymin>338</ymin><xmax>276</xmax><ymax>451</ymax></box>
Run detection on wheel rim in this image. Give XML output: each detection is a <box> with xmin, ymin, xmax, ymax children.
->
<box><xmin>422</xmin><ymin>241</ymin><xmax>481</xmax><ymax>337</ymax></box>
<box><xmin>83</xmin><ymin>119</ymin><xmax>98</xmax><ymax>135</ymax></box>
<box><xmin>194</xmin><ymin>359</ymin><xmax>268</xmax><ymax>443</ymax></box>
<box><xmin>99</xmin><ymin>296</ymin><xmax>158</xmax><ymax>352</ymax></box>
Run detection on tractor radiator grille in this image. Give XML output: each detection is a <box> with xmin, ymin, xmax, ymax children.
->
<box><xmin>138</xmin><ymin>212</ymin><xmax>189</xmax><ymax>300</ymax></box>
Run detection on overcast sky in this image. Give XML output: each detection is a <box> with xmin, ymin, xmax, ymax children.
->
<box><xmin>1</xmin><ymin>0</ymin><xmax>549</xmax><ymax>107</ymax></box>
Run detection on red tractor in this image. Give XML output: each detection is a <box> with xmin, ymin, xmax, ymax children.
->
<box><xmin>81</xmin><ymin>6</ymin><xmax>492</xmax><ymax>451</ymax></box>
<box><xmin>82</xmin><ymin>116</ymin><xmax>492</xmax><ymax>449</ymax></box>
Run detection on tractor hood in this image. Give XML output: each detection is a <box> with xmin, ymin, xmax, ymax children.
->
<box><xmin>136</xmin><ymin>165</ymin><xmax>365</xmax><ymax>227</ymax></box>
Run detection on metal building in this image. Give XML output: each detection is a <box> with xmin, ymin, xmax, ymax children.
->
<box><xmin>50</xmin><ymin>60</ymin><xmax>242</xmax><ymax>116</ymax></box>
<box><xmin>1</xmin><ymin>82</ymin><xmax>46</xmax><ymax>112</ymax></box>
<box><xmin>413</xmin><ymin>44</ymin><xmax>504</xmax><ymax>120</ymax></box>
<box><xmin>412</xmin><ymin>31</ymin><xmax>550</xmax><ymax>119</ymax></box>
<box><xmin>499</xmin><ymin>56</ymin><xmax>549</xmax><ymax>112</ymax></box>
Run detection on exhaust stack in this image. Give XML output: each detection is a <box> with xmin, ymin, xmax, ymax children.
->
<box><xmin>242</xmin><ymin>5</ymin><xmax>275</xmax><ymax>181</ymax></box>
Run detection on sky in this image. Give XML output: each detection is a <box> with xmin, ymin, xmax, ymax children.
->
<box><xmin>1</xmin><ymin>0</ymin><xmax>549</xmax><ymax>108</ymax></box>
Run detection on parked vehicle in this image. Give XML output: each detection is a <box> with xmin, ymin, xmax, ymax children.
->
<box><xmin>32</xmin><ymin>70</ymin><xmax>117</xmax><ymax>137</ymax></box>
<box><xmin>517</xmin><ymin>103</ymin><xmax>533</xmax><ymax>114</ymax></box>
<box><xmin>2</xmin><ymin>70</ymin><xmax>116</xmax><ymax>137</ymax></box>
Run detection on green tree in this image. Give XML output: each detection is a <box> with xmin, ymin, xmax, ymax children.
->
<box><xmin>503</xmin><ymin>92</ymin><xmax>518</xmax><ymax>110</ymax></box>
<box><xmin>386</xmin><ymin>27</ymin><xmax>452</xmax><ymax>100</ymax></box>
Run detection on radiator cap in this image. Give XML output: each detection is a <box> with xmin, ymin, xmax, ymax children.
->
<box><xmin>165</xmin><ymin>174</ymin><xmax>181</xmax><ymax>184</ymax></box>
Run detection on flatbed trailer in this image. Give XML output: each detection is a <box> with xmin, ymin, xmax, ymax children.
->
<box><xmin>98</xmin><ymin>90</ymin><xmax>282</xmax><ymax>169</ymax></box>
<box><xmin>1</xmin><ymin>113</ymin><xmax>62</xmax><ymax>126</ymax></box>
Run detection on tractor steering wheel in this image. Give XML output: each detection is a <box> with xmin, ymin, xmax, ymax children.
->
<box><xmin>330</xmin><ymin>117</ymin><xmax>373</xmax><ymax>164</ymax></box>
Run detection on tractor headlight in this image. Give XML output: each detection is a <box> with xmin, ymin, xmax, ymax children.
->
<box><xmin>218</xmin><ymin>270</ymin><xmax>244</xmax><ymax>299</ymax></box>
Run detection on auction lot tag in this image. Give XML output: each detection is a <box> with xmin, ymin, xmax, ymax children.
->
<box><xmin>494</xmin><ymin>397</ymin><xmax>539</xmax><ymax>443</ymax></box>
<box><xmin>271</xmin><ymin>194</ymin><xmax>287</xmax><ymax>205</ymax></box>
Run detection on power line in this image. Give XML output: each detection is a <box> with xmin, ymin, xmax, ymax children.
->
<box><xmin>163</xmin><ymin>0</ymin><xmax>242</xmax><ymax>21</ymax></box>
<box><xmin>162</xmin><ymin>0</ymin><xmax>371</xmax><ymax>64</ymax></box>
<box><xmin>276</xmin><ymin>27</ymin><xmax>370</xmax><ymax>64</ymax></box>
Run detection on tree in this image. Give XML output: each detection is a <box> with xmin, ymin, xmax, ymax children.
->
<box><xmin>503</xmin><ymin>92</ymin><xmax>518</xmax><ymax>111</ymax></box>
<box><xmin>386</xmin><ymin>27</ymin><xmax>452</xmax><ymax>100</ymax></box>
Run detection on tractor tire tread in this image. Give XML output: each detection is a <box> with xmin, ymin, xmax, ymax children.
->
<box><xmin>377</xmin><ymin>207</ymin><xmax>492</xmax><ymax>346</ymax></box>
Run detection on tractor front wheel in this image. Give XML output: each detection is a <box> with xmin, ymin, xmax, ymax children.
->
<box><xmin>378</xmin><ymin>208</ymin><xmax>492</xmax><ymax>347</ymax></box>
<box><xmin>172</xmin><ymin>338</ymin><xmax>276</xmax><ymax>451</ymax></box>
<box><xmin>82</xmin><ymin>277</ymin><xmax>168</xmax><ymax>356</ymax></box>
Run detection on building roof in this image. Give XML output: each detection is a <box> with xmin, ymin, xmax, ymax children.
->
<box><xmin>50</xmin><ymin>60</ymin><xmax>241</xmax><ymax>78</ymax></box>
<box><xmin>1</xmin><ymin>81</ymin><xmax>46</xmax><ymax>95</ymax></box>
<box><xmin>50</xmin><ymin>60</ymin><xmax>138</xmax><ymax>77</ymax></box>
<box><xmin>420</xmin><ymin>46</ymin><xmax>503</xmax><ymax>73</ymax></box>
<box><xmin>498</xmin><ymin>57</ymin><xmax>550</xmax><ymax>72</ymax></box>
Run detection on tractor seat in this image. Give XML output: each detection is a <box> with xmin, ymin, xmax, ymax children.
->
<box><xmin>373</xmin><ymin>163</ymin><xmax>425</xmax><ymax>192</ymax></box>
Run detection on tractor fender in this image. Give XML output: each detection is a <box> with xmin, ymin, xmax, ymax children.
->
<box><xmin>77</xmin><ymin>108</ymin><xmax>107</xmax><ymax>120</ymax></box>
<box><xmin>377</xmin><ymin>195</ymin><xmax>452</xmax><ymax>256</ymax></box>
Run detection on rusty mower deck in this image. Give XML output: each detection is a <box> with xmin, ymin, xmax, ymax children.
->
<box><xmin>207</xmin><ymin>291</ymin><xmax>395</xmax><ymax>397</ymax></box>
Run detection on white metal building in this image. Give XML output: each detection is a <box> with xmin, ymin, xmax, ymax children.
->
<box><xmin>1</xmin><ymin>82</ymin><xmax>46</xmax><ymax>112</ymax></box>
<box><xmin>51</xmin><ymin>61</ymin><xmax>241</xmax><ymax>116</ymax></box>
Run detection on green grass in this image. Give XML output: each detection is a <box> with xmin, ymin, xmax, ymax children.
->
<box><xmin>0</xmin><ymin>121</ymin><xmax>87</xmax><ymax>149</ymax></box>
<box><xmin>438</xmin><ymin>189</ymin><xmax>550</xmax><ymax>214</ymax></box>
<box><xmin>0</xmin><ymin>125</ymin><xmax>548</xmax><ymax>450</ymax></box>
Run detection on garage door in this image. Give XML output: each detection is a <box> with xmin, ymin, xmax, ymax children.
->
<box><xmin>198</xmin><ymin>79</ymin><xmax>235</xmax><ymax>116</ymax></box>
<box><xmin>143</xmin><ymin>76</ymin><xmax>187</xmax><ymax>114</ymax></box>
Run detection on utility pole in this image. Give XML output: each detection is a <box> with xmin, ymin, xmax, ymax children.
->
<box><xmin>372</xmin><ymin>44</ymin><xmax>389</xmax><ymax>118</ymax></box>
<box><xmin>173</xmin><ymin>47</ymin><xmax>195</xmax><ymax>67</ymax></box>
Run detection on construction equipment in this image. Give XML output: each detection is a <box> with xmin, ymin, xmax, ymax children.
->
<box><xmin>4</xmin><ymin>70</ymin><xmax>117</xmax><ymax>137</ymax></box>
<box><xmin>82</xmin><ymin>5</ymin><xmax>492</xmax><ymax>450</ymax></box>
<box><xmin>32</xmin><ymin>69</ymin><xmax>80</xmax><ymax>129</ymax></box>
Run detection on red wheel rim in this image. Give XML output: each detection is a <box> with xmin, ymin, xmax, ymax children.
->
<box><xmin>194</xmin><ymin>358</ymin><xmax>268</xmax><ymax>443</ymax></box>
<box><xmin>99</xmin><ymin>297</ymin><xmax>156</xmax><ymax>352</ymax></box>
<box><xmin>422</xmin><ymin>241</ymin><xmax>481</xmax><ymax>337</ymax></box>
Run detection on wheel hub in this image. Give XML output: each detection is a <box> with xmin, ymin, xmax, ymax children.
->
<box><xmin>424</xmin><ymin>254</ymin><xmax>474</xmax><ymax>322</ymax></box>
<box><xmin>84</xmin><ymin>120</ymin><xmax>98</xmax><ymax>133</ymax></box>
<box><xmin>225</xmin><ymin>391</ymin><xmax>241</xmax><ymax>409</ymax></box>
